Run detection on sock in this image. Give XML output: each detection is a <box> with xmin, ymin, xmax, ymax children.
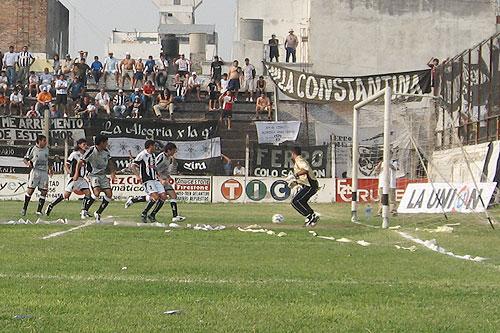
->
<box><xmin>37</xmin><ymin>196</ymin><xmax>46</xmax><ymax>213</ymax></box>
<box><xmin>170</xmin><ymin>200</ymin><xmax>178</xmax><ymax>218</ymax></box>
<box><xmin>132</xmin><ymin>196</ymin><xmax>146</xmax><ymax>203</ymax></box>
<box><xmin>83</xmin><ymin>196</ymin><xmax>95</xmax><ymax>212</ymax></box>
<box><xmin>51</xmin><ymin>194</ymin><xmax>64</xmax><ymax>207</ymax></box>
<box><xmin>150</xmin><ymin>200</ymin><xmax>164</xmax><ymax>216</ymax></box>
<box><xmin>142</xmin><ymin>200</ymin><xmax>155</xmax><ymax>215</ymax></box>
<box><xmin>96</xmin><ymin>198</ymin><xmax>110</xmax><ymax>214</ymax></box>
<box><xmin>23</xmin><ymin>195</ymin><xmax>31</xmax><ymax>210</ymax></box>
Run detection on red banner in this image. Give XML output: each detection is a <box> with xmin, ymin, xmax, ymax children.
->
<box><xmin>335</xmin><ymin>178</ymin><xmax>428</xmax><ymax>203</ymax></box>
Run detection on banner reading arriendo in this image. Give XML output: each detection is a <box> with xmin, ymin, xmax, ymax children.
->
<box><xmin>264</xmin><ymin>62</ymin><xmax>432</xmax><ymax>104</ymax></box>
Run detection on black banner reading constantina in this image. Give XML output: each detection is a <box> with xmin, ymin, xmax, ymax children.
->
<box><xmin>264</xmin><ymin>62</ymin><xmax>432</xmax><ymax>104</ymax></box>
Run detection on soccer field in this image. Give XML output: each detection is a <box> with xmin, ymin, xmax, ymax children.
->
<box><xmin>1</xmin><ymin>201</ymin><xmax>500</xmax><ymax>332</ymax></box>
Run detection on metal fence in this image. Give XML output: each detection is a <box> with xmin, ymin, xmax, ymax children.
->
<box><xmin>436</xmin><ymin>32</ymin><xmax>500</xmax><ymax>148</ymax></box>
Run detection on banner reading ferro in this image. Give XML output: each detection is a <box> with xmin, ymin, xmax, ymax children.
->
<box><xmin>264</xmin><ymin>62</ymin><xmax>432</xmax><ymax>103</ymax></box>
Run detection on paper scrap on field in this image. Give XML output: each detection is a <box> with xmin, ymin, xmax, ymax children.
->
<box><xmin>309</xmin><ymin>231</ymin><xmax>371</xmax><ymax>246</ymax></box>
<box><xmin>396</xmin><ymin>231</ymin><xmax>487</xmax><ymax>262</ymax></box>
<box><xmin>238</xmin><ymin>225</ymin><xmax>286</xmax><ymax>237</ymax></box>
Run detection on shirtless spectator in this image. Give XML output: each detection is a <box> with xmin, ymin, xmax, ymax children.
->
<box><xmin>211</xmin><ymin>55</ymin><xmax>224</xmax><ymax>90</ymax></box>
<box><xmin>175</xmin><ymin>54</ymin><xmax>190</xmax><ymax>77</ymax></box>
<box><xmin>95</xmin><ymin>88</ymin><xmax>111</xmax><ymax>117</ymax></box>
<box><xmin>155</xmin><ymin>54</ymin><xmax>169</xmax><ymax>89</ymax></box>
<box><xmin>133</xmin><ymin>58</ymin><xmax>145</xmax><ymax>89</ymax></box>
<box><xmin>153</xmin><ymin>89</ymin><xmax>174</xmax><ymax>119</ymax></box>
<box><xmin>228</xmin><ymin>60</ymin><xmax>240</xmax><ymax>99</ymax></box>
<box><xmin>103</xmin><ymin>52</ymin><xmax>119</xmax><ymax>88</ymax></box>
<box><xmin>255</xmin><ymin>94</ymin><xmax>272</xmax><ymax>120</ymax></box>
<box><xmin>284</xmin><ymin>29</ymin><xmax>299</xmax><ymax>63</ymax></box>
<box><xmin>120</xmin><ymin>52</ymin><xmax>135</xmax><ymax>89</ymax></box>
<box><xmin>256</xmin><ymin>75</ymin><xmax>266</xmax><ymax>97</ymax></box>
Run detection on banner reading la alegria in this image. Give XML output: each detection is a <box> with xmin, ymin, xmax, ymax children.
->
<box><xmin>91</xmin><ymin>119</ymin><xmax>221</xmax><ymax>174</ymax></box>
<box><xmin>398</xmin><ymin>182</ymin><xmax>497</xmax><ymax>214</ymax></box>
<box><xmin>264</xmin><ymin>62</ymin><xmax>432</xmax><ymax>104</ymax></box>
<box><xmin>0</xmin><ymin>116</ymin><xmax>86</xmax><ymax>145</ymax></box>
<box><xmin>255</xmin><ymin>121</ymin><xmax>301</xmax><ymax>145</ymax></box>
<box><xmin>251</xmin><ymin>144</ymin><xmax>330</xmax><ymax>178</ymax></box>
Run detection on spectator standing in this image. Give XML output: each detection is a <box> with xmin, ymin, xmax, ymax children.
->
<box><xmin>155</xmin><ymin>54</ymin><xmax>169</xmax><ymax>89</ymax></box>
<box><xmin>133</xmin><ymin>58</ymin><xmax>145</xmax><ymax>89</ymax></box>
<box><xmin>219</xmin><ymin>90</ymin><xmax>235</xmax><ymax>130</ymax></box>
<box><xmin>2</xmin><ymin>46</ymin><xmax>18</xmax><ymax>87</ymax></box>
<box><xmin>69</xmin><ymin>78</ymin><xmax>85</xmax><ymax>110</ymax></box>
<box><xmin>220</xmin><ymin>73</ymin><xmax>229</xmax><ymax>93</ymax></box>
<box><xmin>95</xmin><ymin>88</ymin><xmax>111</xmax><ymax>117</ymax></box>
<box><xmin>144</xmin><ymin>55</ymin><xmax>156</xmax><ymax>83</ymax></box>
<box><xmin>55</xmin><ymin>74</ymin><xmax>68</xmax><ymax>117</ymax></box>
<box><xmin>284</xmin><ymin>29</ymin><xmax>299</xmax><ymax>63</ymax></box>
<box><xmin>175</xmin><ymin>54</ymin><xmax>190</xmax><ymax>77</ymax></box>
<box><xmin>17</xmin><ymin>46</ymin><xmax>35</xmax><ymax>85</ymax></box>
<box><xmin>53</xmin><ymin>54</ymin><xmax>61</xmax><ymax>75</ymax></box>
<box><xmin>28</xmin><ymin>71</ymin><xmax>39</xmax><ymax>97</ymax></box>
<box><xmin>113</xmin><ymin>89</ymin><xmax>129</xmax><ymax>118</ymax></box>
<box><xmin>90</xmin><ymin>56</ymin><xmax>104</xmax><ymax>85</ymax></box>
<box><xmin>221</xmin><ymin>154</ymin><xmax>233</xmax><ymax>176</ymax></box>
<box><xmin>61</xmin><ymin>54</ymin><xmax>73</xmax><ymax>77</ymax></box>
<box><xmin>243</xmin><ymin>58</ymin><xmax>256</xmax><ymax>102</ymax></box>
<box><xmin>142</xmin><ymin>80</ymin><xmax>156</xmax><ymax>115</ymax></box>
<box><xmin>9</xmin><ymin>88</ymin><xmax>23</xmax><ymax>115</ymax></box>
<box><xmin>120</xmin><ymin>52</ymin><xmax>135</xmax><ymax>89</ymax></box>
<box><xmin>103</xmin><ymin>52</ymin><xmax>119</xmax><ymax>88</ymax></box>
<box><xmin>153</xmin><ymin>89</ymin><xmax>174</xmax><ymax>119</ymax></box>
<box><xmin>74</xmin><ymin>58</ymin><xmax>90</xmax><ymax>87</ymax></box>
<box><xmin>233</xmin><ymin>161</ymin><xmax>245</xmax><ymax>176</ymax></box>
<box><xmin>228</xmin><ymin>61</ymin><xmax>240</xmax><ymax>99</ymax></box>
<box><xmin>208</xmin><ymin>78</ymin><xmax>218</xmax><ymax>110</ymax></box>
<box><xmin>211</xmin><ymin>56</ymin><xmax>224</xmax><ymax>90</ymax></box>
<box><xmin>268</xmin><ymin>34</ymin><xmax>280</xmax><ymax>62</ymax></box>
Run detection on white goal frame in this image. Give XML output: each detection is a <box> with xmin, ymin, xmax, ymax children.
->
<box><xmin>350</xmin><ymin>87</ymin><xmax>439</xmax><ymax>228</ymax></box>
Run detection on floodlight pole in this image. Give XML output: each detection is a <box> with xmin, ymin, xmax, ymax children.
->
<box><xmin>381</xmin><ymin>87</ymin><xmax>392</xmax><ymax>229</ymax></box>
<box><xmin>351</xmin><ymin>88</ymin><xmax>386</xmax><ymax>222</ymax></box>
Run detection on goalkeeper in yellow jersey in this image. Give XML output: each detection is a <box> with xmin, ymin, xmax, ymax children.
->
<box><xmin>285</xmin><ymin>146</ymin><xmax>320</xmax><ymax>227</ymax></box>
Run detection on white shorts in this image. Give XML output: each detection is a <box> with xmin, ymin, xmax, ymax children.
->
<box><xmin>105</xmin><ymin>69</ymin><xmax>118</xmax><ymax>75</ymax></box>
<box><xmin>28</xmin><ymin>169</ymin><xmax>49</xmax><ymax>190</ymax></box>
<box><xmin>243</xmin><ymin>79</ymin><xmax>255</xmax><ymax>92</ymax></box>
<box><xmin>65</xmin><ymin>177</ymin><xmax>89</xmax><ymax>193</ymax></box>
<box><xmin>144</xmin><ymin>180</ymin><xmax>165</xmax><ymax>195</ymax></box>
<box><xmin>88</xmin><ymin>175</ymin><xmax>111</xmax><ymax>190</ymax></box>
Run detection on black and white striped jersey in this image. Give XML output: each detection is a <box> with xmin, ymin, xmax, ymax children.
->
<box><xmin>155</xmin><ymin>152</ymin><xmax>176</xmax><ymax>179</ymax></box>
<box><xmin>67</xmin><ymin>150</ymin><xmax>86</xmax><ymax>178</ymax></box>
<box><xmin>133</xmin><ymin>149</ymin><xmax>156</xmax><ymax>183</ymax></box>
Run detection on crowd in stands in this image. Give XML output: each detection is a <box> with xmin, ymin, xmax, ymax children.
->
<box><xmin>0</xmin><ymin>46</ymin><xmax>274</xmax><ymax>127</ymax></box>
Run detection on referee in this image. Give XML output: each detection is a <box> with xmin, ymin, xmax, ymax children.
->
<box><xmin>285</xmin><ymin>147</ymin><xmax>320</xmax><ymax>226</ymax></box>
<box><xmin>17</xmin><ymin>46</ymin><xmax>35</xmax><ymax>85</ymax></box>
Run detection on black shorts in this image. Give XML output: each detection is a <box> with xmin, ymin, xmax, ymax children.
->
<box><xmin>56</xmin><ymin>94</ymin><xmax>68</xmax><ymax>105</ymax></box>
<box><xmin>228</xmin><ymin>79</ymin><xmax>240</xmax><ymax>91</ymax></box>
<box><xmin>222</xmin><ymin>109</ymin><xmax>232</xmax><ymax>119</ymax></box>
<box><xmin>209</xmin><ymin>92</ymin><xmax>218</xmax><ymax>100</ymax></box>
<box><xmin>212</xmin><ymin>74</ymin><xmax>221</xmax><ymax>83</ymax></box>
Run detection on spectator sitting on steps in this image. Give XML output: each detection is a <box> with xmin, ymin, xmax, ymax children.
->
<box><xmin>113</xmin><ymin>89</ymin><xmax>129</xmax><ymax>118</ymax></box>
<box><xmin>153</xmin><ymin>89</ymin><xmax>174</xmax><ymax>119</ymax></box>
<box><xmin>255</xmin><ymin>94</ymin><xmax>272</xmax><ymax>121</ymax></box>
<box><xmin>36</xmin><ymin>86</ymin><xmax>53</xmax><ymax>115</ymax></box>
<box><xmin>187</xmin><ymin>72</ymin><xmax>202</xmax><ymax>101</ymax></box>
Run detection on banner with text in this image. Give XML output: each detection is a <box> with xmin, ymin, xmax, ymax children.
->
<box><xmin>264</xmin><ymin>62</ymin><xmax>431</xmax><ymax>104</ymax></box>
<box><xmin>255</xmin><ymin>121</ymin><xmax>301</xmax><ymax>145</ymax></box>
<box><xmin>398</xmin><ymin>182</ymin><xmax>497</xmax><ymax>213</ymax></box>
<box><xmin>251</xmin><ymin>144</ymin><xmax>330</xmax><ymax>178</ymax></box>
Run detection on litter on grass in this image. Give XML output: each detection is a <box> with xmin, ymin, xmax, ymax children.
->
<box><xmin>396</xmin><ymin>231</ymin><xmax>487</xmax><ymax>262</ymax></box>
<box><xmin>13</xmin><ymin>314</ymin><xmax>33</xmax><ymax>320</ymax></box>
<box><xmin>163</xmin><ymin>310</ymin><xmax>181</xmax><ymax>315</ymax></box>
<box><xmin>395</xmin><ymin>245</ymin><xmax>417</xmax><ymax>252</ymax></box>
<box><xmin>238</xmin><ymin>225</ymin><xmax>286</xmax><ymax>237</ymax></box>
<box><xmin>193</xmin><ymin>224</ymin><xmax>226</xmax><ymax>231</ymax></box>
<box><xmin>309</xmin><ymin>231</ymin><xmax>370</xmax><ymax>246</ymax></box>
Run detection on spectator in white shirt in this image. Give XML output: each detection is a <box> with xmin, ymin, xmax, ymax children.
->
<box><xmin>55</xmin><ymin>74</ymin><xmax>68</xmax><ymax>116</ymax></box>
<box><xmin>243</xmin><ymin>58</ymin><xmax>256</xmax><ymax>102</ymax></box>
<box><xmin>9</xmin><ymin>88</ymin><xmax>23</xmax><ymax>115</ymax></box>
<box><xmin>2</xmin><ymin>46</ymin><xmax>18</xmax><ymax>87</ymax></box>
<box><xmin>233</xmin><ymin>161</ymin><xmax>245</xmax><ymax>176</ymax></box>
<box><xmin>95</xmin><ymin>88</ymin><xmax>111</xmax><ymax>117</ymax></box>
<box><xmin>187</xmin><ymin>72</ymin><xmax>201</xmax><ymax>101</ymax></box>
<box><xmin>220</xmin><ymin>73</ymin><xmax>229</xmax><ymax>93</ymax></box>
<box><xmin>175</xmin><ymin>54</ymin><xmax>190</xmax><ymax>77</ymax></box>
<box><xmin>39</xmin><ymin>67</ymin><xmax>54</xmax><ymax>92</ymax></box>
<box><xmin>103</xmin><ymin>52</ymin><xmax>119</xmax><ymax>88</ymax></box>
<box><xmin>155</xmin><ymin>54</ymin><xmax>169</xmax><ymax>89</ymax></box>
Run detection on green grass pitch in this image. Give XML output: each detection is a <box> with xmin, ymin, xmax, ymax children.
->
<box><xmin>0</xmin><ymin>201</ymin><xmax>500</xmax><ymax>332</ymax></box>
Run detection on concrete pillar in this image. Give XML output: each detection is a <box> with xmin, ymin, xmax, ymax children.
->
<box><xmin>189</xmin><ymin>33</ymin><xmax>206</xmax><ymax>74</ymax></box>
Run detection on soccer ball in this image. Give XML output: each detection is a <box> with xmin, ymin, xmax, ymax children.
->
<box><xmin>272</xmin><ymin>214</ymin><xmax>285</xmax><ymax>224</ymax></box>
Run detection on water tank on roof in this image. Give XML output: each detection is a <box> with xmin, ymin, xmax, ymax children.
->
<box><xmin>240</xmin><ymin>19</ymin><xmax>263</xmax><ymax>42</ymax></box>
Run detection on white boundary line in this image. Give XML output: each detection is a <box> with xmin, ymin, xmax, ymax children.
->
<box><xmin>41</xmin><ymin>221</ymin><xmax>95</xmax><ymax>240</ymax></box>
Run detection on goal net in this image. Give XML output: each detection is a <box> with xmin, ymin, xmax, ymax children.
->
<box><xmin>350</xmin><ymin>88</ymin><xmax>496</xmax><ymax>229</ymax></box>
